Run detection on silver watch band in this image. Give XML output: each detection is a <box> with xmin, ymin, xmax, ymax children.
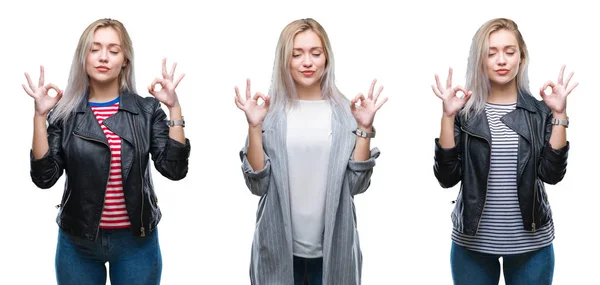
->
<box><xmin>551</xmin><ymin>117</ymin><xmax>569</xmax><ymax>128</ymax></box>
<box><xmin>166</xmin><ymin>116</ymin><xmax>185</xmax><ymax>127</ymax></box>
<box><xmin>352</xmin><ymin>126</ymin><xmax>376</xmax><ymax>138</ymax></box>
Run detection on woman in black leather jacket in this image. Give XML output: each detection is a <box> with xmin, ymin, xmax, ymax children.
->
<box><xmin>24</xmin><ymin>18</ymin><xmax>190</xmax><ymax>285</ymax></box>
<box><xmin>431</xmin><ymin>18</ymin><xmax>575</xmax><ymax>285</ymax></box>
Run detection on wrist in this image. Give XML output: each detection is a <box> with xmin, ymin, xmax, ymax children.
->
<box><xmin>248</xmin><ymin>124</ymin><xmax>262</xmax><ymax>132</ymax></box>
<box><xmin>442</xmin><ymin>112</ymin><xmax>457</xmax><ymax>119</ymax></box>
<box><xmin>357</xmin><ymin>125</ymin><xmax>373</xmax><ymax>132</ymax></box>
<box><xmin>552</xmin><ymin>111</ymin><xmax>567</xmax><ymax>120</ymax></box>
<box><xmin>442</xmin><ymin>113</ymin><xmax>457</xmax><ymax>123</ymax></box>
<box><xmin>34</xmin><ymin>112</ymin><xmax>48</xmax><ymax>120</ymax></box>
<box><xmin>168</xmin><ymin>105</ymin><xmax>182</xmax><ymax>119</ymax></box>
<box><xmin>168</xmin><ymin>104</ymin><xmax>181</xmax><ymax>111</ymax></box>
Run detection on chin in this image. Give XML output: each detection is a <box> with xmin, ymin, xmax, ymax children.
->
<box><xmin>491</xmin><ymin>76</ymin><xmax>516</xmax><ymax>86</ymax></box>
<box><xmin>296</xmin><ymin>79</ymin><xmax>317</xmax><ymax>88</ymax></box>
<box><xmin>90</xmin><ymin>76</ymin><xmax>119</xmax><ymax>85</ymax></box>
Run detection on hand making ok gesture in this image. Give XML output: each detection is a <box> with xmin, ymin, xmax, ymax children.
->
<box><xmin>350</xmin><ymin>79</ymin><xmax>389</xmax><ymax>131</ymax></box>
<box><xmin>234</xmin><ymin>79</ymin><xmax>270</xmax><ymax>128</ymax></box>
<box><xmin>431</xmin><ymin>67</ymin><xmax>472</xmax><ymax>117</ymax></box>
<box><xmin>22</xmin><ymin>65</ymin><xmax>63</xmax><ymax>116</ymax></box>
<box><xmin>148</xmin><ymin>58</ymin><xmax>185</xmax><ymax>108</ymax></box>
<box><xmin>540</xmin><ymin>64</ymin><xmax>578</xmax><ymax>116</ymax></box>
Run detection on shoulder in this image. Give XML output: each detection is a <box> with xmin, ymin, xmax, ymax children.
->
<box><xmin>521</xmin><ymin>91</ymin><xmax>552</xmax><ymax>116</ymax></box>
<box><xmin>124</xmin><ymin>91</ymin><xmax>161</xmax><ymax>114</ymax></box>
<box><xmin>332</xmin><ymin>98</ymin><xmax>356</xmax><ymax>128</ymax></box>
<box><xmin>263</xmin><ymin>107</ymin><xmax>283</xmax><ymax>130</ymax></box>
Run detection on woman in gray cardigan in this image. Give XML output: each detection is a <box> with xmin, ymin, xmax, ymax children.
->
<box><xmin>234</xmin><ymin>18</ymin><xmax>387</xmax><ymax>285</ymax></box>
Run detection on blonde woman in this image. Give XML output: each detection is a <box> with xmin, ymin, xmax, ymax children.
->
<box><xmin>235</xmin><ymin>18</ymin><xmax>387</xmax><ymax>285</ymax></box>
<box><xmin>432</xmin><ymin>18</ymin><xmax>575</xmax><ymax>285</ymax></box>
<box><xmin>24</xmin><ymin>18</ymin><xmax>190</xmax><ymax>285</ymax></box>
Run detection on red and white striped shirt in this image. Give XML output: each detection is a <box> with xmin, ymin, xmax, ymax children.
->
<box><xmin>89</xmin><ymin>98</ymin><xmax>131</xmax><ymax>229</ymax></box>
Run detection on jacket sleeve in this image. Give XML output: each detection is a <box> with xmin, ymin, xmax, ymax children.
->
<box><xmin>347</xmin><ymin>147</ymin><xmax>380</xmax><ymax>196</ymax></box>
<box><xmin>30</xmin><ymin>116</ymin><xmax>65</xmax><ymax>189</ymax></box>
<box><xmin>239</xmin><ymin>135</ymin><xmax>271</xmax><ymax>197</ymax></box>
<box><xmin>433</xmin><ymin>117</ymin><xmax>462</xmax><ymax>188</ymax></box>
<box><xmin>537</xmin><ymin>111</ymin><xmax>569</xmax><ymax>184</ymax></box>
<box><xmin>149</xmin><ymin>101</ymin><xmax>191</xmax><ymax>181</ymax></box>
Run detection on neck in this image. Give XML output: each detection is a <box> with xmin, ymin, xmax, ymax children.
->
<box><xmin>296</xmin><ymin>83</ymin><xmax>323</xmax><ymax>100</ymax></box>
<box><xmin>88</xmin><ymin>80</ymin><xmax>121</xmax><ymax>102</ymax></box>
<box><xmin>488</xmin><ymin>80</ymin><xmax>518</xmax><ymax>104</ymax></box>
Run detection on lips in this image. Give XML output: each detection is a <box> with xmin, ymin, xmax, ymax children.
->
<box><xmin>96</xmin><ymin>66</ymin><xmax>110</xmax><ymax>72</ymax></box>
<box><xmin>495</xmin><ymin>69</ymin><xmax>509</xmax><ymax>75</ymax></box>
<box><xmin>301</xmin><ymin>71</ymin><xmax>315</xmax><ymax>76</ymax></box>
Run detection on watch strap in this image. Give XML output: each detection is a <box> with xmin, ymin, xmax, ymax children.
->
<box><xmin>166</xmin><ymin>116</ymin><xmax>185</xmax><ymax>127</ymax></box>
<box><xmin>352</xmin><ymin>126</ymin><xmax>376</xmax><ymax>138</ymax></box>
<box><xmin>551</xmin><ymin>117</ymin><xmax>569</xmax><ymax>128</ymax></box>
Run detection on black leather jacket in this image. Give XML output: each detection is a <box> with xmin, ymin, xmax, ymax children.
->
<box><xmin>30</xmin><ymin>90</ymin><xmax>191</xmax><ymax>240</ymax></box>
<box><xmin>433</xmin><ymin>91</ymin><xmax>569</xmax><ymax>236</ymax></box>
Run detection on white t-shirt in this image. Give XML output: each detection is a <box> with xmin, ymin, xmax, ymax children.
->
<box><xmin>286</xmin><ymin>99</ymin><xmax>332</xmax><ymax>258</ymax></box>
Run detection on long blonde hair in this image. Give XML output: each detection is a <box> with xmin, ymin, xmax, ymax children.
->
<box><xmin>50</xmin><ymin>18</ymin><xmax>136</xmax><ymax>123</ymax></box>
<box><xmin>462</xmin><ymin>18</ymin><xmax>530</xmax><ymax>119</ymax></box>
<box><xmin>268</xmin><ymin>18</ymin><xmax>348</xmax><ymax>112</ymax></box>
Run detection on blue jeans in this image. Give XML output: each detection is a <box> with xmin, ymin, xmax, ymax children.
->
<box><xmin>451</xmin><ymin>242</ymin><xmax>554</xmax><ymax>285</ymax></box>
<box><xmin>55</xmin><ymin>227</ymin><xmax>162</xmax><ymax>285</ymax></box>
<box><xmin>293</xmin><ymin>256</ymin><xmax>323</xmax><ymax>285</ymax></box>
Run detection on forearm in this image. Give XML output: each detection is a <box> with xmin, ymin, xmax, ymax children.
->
<box><xmin>247</xmin><ymin>125</ymin><xmax>264</xmax><ymax>170</ymax></box>
<box><xmin>32</xmin><ymin>113</ymin><xmax>49</xmax><ymax>159</ymax></box>
<box><xmin>167</xmin><ymin>105</ymin><xmax>185</xmax><ymax>144</ymax></box>
<box><xmin>549</xmin><ymin>112</ymin><xmax>567</xmax><ymax>149</ymax></box>
<box><xmin>439</xmin><ymin>113</ymin><xmax>456</xmax><ymax>148</ymax></box>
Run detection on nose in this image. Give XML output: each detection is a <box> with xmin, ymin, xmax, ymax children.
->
<box><xmin>301</xmin><ymin>55</ymin><xmax>313</xmax><ymax>68</ymax></box>
<box><xmin>497</xmin><ymin>52</ymin><xmax>507</xmax><ymax>66</ymax></box>
<box><xmin>98</xmin><ymin>49</ymin><xmax>109</xmax><ymax>63</ymax></box>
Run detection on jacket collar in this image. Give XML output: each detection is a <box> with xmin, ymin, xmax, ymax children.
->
<box><xmin>76</xmin><ymin>88</ymin><xmax>140</xmax><ymax>114</ymax></box>
<box><xmin>461</xmin><ymin>90</ymin><xmax>537</xmax><ymax>142</ymax></box>
<box><xmin>515</xmin><ymin>90</ymin><xmax>537</xmax><ymax>113</ymax></box>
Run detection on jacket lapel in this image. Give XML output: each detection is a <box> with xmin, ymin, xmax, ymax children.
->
<box><xmin>500</xmin><ymin>91</ymin><xmax>537</xmax><ymax>142</ymax></box>
<box><xmin>104</xmin><ymin>91</ymin><xmax>141</xmax><ymax>190</ymax></box>
<box><xmin>322</xmin><ymin>102</ymin><xmax>355</xmax><ymax>265</ymax></box>
<box><xmin>73</xmin><ymin>98</ymin><xmax>109</xmax><ymax>146</ymax></box>
<box><xmin>500</xmin><ymin>91</ymin><xmax>538</xmax><ymax>184</ymax></box>
<box><xmin>263</xmin><ymin>109</ymin><xmax>294</xmax><ymax>253</ymax></box>
<box><xmin>461</xmin><ymin>107</ymin><xmax>492</xmax><ymax>143</ymax></box>
<box><xmin>103</xmin><ymin>91</ymin><xmax>137</xmax><ymax>146</ymax></box>
<box><xmin>73</xmin><ymin>90</ymin><xmax>141</xmax><ymax>186</ymax></box>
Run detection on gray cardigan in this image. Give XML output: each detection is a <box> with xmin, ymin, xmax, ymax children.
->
<box><xmin>239</xmin><ymin>101</ymin><xmax>380</xmax><ymax>285</ymax></box>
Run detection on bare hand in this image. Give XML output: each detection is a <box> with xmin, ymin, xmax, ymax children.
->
<box><xmin>234</xmin><ymin>79</ymin><xmax>270</xmax><ymax>128</ymax></box>
<box><xmin>22</xmin><ymin>65</ymin><xmax>63</xmax><ymax>116</ymax></box>
<box><xmin>350</xmin><ymin>79</ymin><xmax>388</xmax><ymax>130</ymax></box>
<box><xmin>431</xmin><ymin>67</ymin><xmax>472</xmax><ymax>117</ymax></box>
<box><xmin>540</xmin><ymin>64</ymin><xmax>578</xmax><ymax>115</ymax></box>
<box><xmin>148</xmin><ymin>58</ymin><xmax>185</xmax><ymax>108</ymax></box>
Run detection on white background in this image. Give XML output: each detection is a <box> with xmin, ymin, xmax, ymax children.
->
<box><xmin>2</xmin><ymin>0</ymin><xmax>598</xmax><ymax>284</ymax></box>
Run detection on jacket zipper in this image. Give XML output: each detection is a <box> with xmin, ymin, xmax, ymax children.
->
<box><xmin>73</xmin><ymin>132</ymin><xmax>111</xmax><ymax>239</ymax></box>
<box><xmin>131</xmin><ymin>117</ymin><xmax>146</xmax><ymax>237</ymax></box>
<box><xmin>460</xmin><ymin>127</ymin><xmax>491</xmax><ymax>235</ymax></box>
<box><xmin>529</xmin><ymin>116</ymin><xmax>537</xmax><ymax>233</ymax></box>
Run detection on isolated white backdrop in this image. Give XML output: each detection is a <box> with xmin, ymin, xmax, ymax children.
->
<box><xmin>1</xmin><ymin>0</ymin><xmax>598</xmax><ymax>284</ymax></box>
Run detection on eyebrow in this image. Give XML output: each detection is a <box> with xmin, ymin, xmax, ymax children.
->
<box><xmin>92</xmin><ymin>42</ymin><xmax>121</xmax><ymax>47</ymax></box>
<box><xmin>489</xmin><ymin>45</ymin><xmax>517</xmax><ymax>49</ymax></box>
<box><xmin>293</xmin><ymin>47</ymin><xmax>323</xmax><ymax>51</ymax></box>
